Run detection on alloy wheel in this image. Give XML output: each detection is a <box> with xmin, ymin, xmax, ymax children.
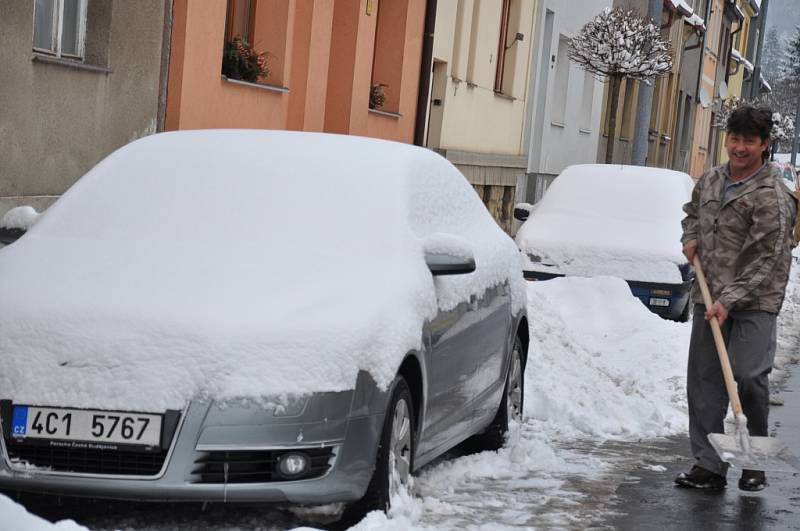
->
<box><xmin>506</xmin><ymin>343</ymin><xmax>523</xmax><ymax>423</ymax></box>
<box><xmin>388</xmin><ymin>397</ymin><xmax>412</xmax><ymax>497</ymax></box>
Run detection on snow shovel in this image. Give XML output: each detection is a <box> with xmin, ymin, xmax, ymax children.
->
<box><xmin>692</xmin><ymin>255</ymin><xmax>800</xmax><ymax>472</ymax></box>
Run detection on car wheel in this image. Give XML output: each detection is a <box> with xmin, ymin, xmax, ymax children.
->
<box><xmin>463</xmin><ymin>334</ymin><xmax>525</xmax><ymax>453</ymax></box>
<box><xmin>342</xmin><ymin>377</ymin><xmax>414</xmax><ymax>523</ymax></box>
<box><xmin>679</xmin><ymin>300</ymin><xmax>693</xmax><ymax>323</ymax></box>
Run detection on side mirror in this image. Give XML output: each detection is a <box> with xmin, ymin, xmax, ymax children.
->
<box><xmin>425</xmin><ymin>253</ymin><xmax>476</xmax><ymax>276</ymax></box>
<box><xmin>0</xmin><ymin>206</ymin><xmax>39</xmax><ymax>245</ymax></box>
<box><xmin>513</xmin><ymin>202</ymin><xmax>533</xmax><ymax>222</ymax></box>
<box><xmin>0</xmin><ymin>227</ymin><xmax>25</xmax><ymax>245</ymax></box>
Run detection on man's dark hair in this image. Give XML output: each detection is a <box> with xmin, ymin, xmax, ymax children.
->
<box><xmin>726</xmin><ymin>105</ymin><xmax>773</xmax><ymax>140</ymax></box>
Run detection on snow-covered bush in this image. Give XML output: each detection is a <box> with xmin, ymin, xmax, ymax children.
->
<box><xmin>568</xmin><ymin>7</ymin><xmax>672</xmax><ymax>163</ymax></box>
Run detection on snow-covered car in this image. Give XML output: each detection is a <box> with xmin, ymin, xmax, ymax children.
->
<box><xmin>514</xmin><ymin>164</ymin><xmax>695</xmax><ymax>321</ymax></box>
<box><xmin>0</xmin><ymin>131</ymin><xmax>527</xmax><ymax>519</ymax></box>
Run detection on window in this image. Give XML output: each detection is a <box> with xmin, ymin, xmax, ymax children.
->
<box><xmin>579</xmin><ymin>71</ymin><xmax>594</xmax><ymax>131</ymax></box>
<box><xmin>225</xmin><ymin>0</ymin><xmax>254</xmax><ymax>43</ymax></box>
<box><xmin>551</xmin><ymin>35</ymin><xmax>570</xmax><ymax>125</ymax></box>
<box><xmin>33</xmin><ymin>0</ymin><xmax>87</xmax><ymax>59</ymax></box>
<box><xmin>495</xmin><ymin>0</ymin><xmax>523</xmax><ymax>96</ymax></box>
<box><xmin>371</xmin><ymin>0</ymin><xmax>409</xmax><ymax>113</ymax></box>
<box><xmin>494</xmin><ymin>0</ymin><xmax>512</xmax><ymax>92</ymax></box>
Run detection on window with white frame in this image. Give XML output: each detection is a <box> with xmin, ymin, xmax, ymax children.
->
<box><xmin>33</xmin><ymin>0</ymin><xmax>87</xmax><ymax>59</ymax></box>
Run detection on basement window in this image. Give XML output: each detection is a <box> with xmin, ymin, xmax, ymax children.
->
<box><xmin>33</xmin><ymin>0</ymin><xmax>87</xmax><ymax>59</ymax></box>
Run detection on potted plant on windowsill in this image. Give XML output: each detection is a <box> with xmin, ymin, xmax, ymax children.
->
<box><xmin>369</xmin><ymin>83</ymin><xmax>387</xmax><ymax>110</ymax></box>
<box><xmin>222</xmin><ymin>36</ymin><xmax>270</xmax><ymax>83</ymax></box>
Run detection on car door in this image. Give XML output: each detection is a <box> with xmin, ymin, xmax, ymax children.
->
<box><xmin>417</xmin><ymin>296</ymin><xmax>477</xmax><ymax>457</ymax></box>
<box><xmin>468</xmin><ymin>282</ymin><xmax>513</xmax><ymax>426</ymax></box>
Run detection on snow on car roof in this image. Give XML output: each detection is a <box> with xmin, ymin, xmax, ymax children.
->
<box><xmin>0</xmin><ymin>130</ymin><xmax>525</xmax><ymax>411</ymax></box>
<box><xmin>515</xmin><ymin>164</ymin><xmax>694</xmax><ymax>283</ymax></box>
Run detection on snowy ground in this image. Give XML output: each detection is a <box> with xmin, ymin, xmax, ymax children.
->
<box><xmin>7</xmin><ymin>260</ymin><xmax>800</xmax><ymax>531</ymax></box>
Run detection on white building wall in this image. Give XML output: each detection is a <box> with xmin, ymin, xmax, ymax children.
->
<box><xmin>427</xmin><ymin>0</ymin><xmax>537</xmax><ymax>156</ymax></box>
<box><xmin>526</xmin><ymin>0</ymin><xmax>611</xmax><ymax>178</ymax></box>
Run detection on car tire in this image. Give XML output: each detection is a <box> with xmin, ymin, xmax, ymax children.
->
<box><xmin>341</xmin><ymin>376</ymin><xmax>414</xmax><ymax>523</ymax></box>
<box><xmin>679</xmin><ymin>300</ymin><xmax>693</xmax><ymax>323</ymax></box>
<box><xmin>463</xmin><ymin>334</ymin><xmax>525</xmax><ymax>453</ymax></box>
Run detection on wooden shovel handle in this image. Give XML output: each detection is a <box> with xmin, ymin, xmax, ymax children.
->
<box><xmin>691</xmin><ymin>256</ymin><xmax>744</xmax><ymax>416</ymax></box>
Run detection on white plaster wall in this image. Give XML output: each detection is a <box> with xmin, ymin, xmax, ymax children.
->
<box><xmin>526</xmin><ymin>0</ymin><xmax>611</xmax><ymax>175</ymax></box>
<box><xmin>428</xmin><ymin>0</ymin><xmax>537</xmax><ymax>155</ymax></box>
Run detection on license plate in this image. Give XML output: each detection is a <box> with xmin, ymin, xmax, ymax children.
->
<box><xmin>11</xmin><ymin>406</ymin><xmax>162</xmax><ymax>448</ymax></box>
<box><xmin>649</xmin><ymin>297</ymin><xmax>670</xmax><ymax>307</ymax></box>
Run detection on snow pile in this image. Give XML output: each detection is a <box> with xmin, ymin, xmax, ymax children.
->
<box><xmin>322</xmin><ymin>276</ymin><xmax>691</xmax><ymax>530</ymax></box>
<box><xmin>0</xmin><ymin>130</ymin><xmax>524</xmax><ymax>412</ymax></box>
<box><xmin>524</xmin><ymin>276</ymin><xmax>690</xmax><ymax>438</ymax></box>
<box><xmin>1</xmin><ymin>205</ymin><xmax>39</xmax><ymax>231</ymax></box>
<box><xmin>516</xmin><ymin>164</ymin><xmax>694</xmax><ymax>283</ymax></box>
<box><xmin>0</xmin><ymin>493</ymin><xmax>87</xmax><ymax>530</ymax></box>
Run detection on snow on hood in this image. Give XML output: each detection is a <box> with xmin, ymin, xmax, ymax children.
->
<box><xmin>516</xmin><ymin>164</ymin><xmax>694</xmax><ymax>284</ymax></box>
<box><xmin>0</xmin><ymin>130</ymin><xmax>524</xmax><ymax>412</ymax></box>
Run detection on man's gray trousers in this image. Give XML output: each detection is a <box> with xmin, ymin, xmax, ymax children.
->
<box><xmin>687</xmin><ymin>304</ymin><xmax>777</xmax><ymax>476</ymax></box>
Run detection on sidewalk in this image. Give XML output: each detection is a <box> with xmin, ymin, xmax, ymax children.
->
<box><xmin>604</xmin><ymin>363</ymin><xmax>800</xmax><ymax>530</ymax></box>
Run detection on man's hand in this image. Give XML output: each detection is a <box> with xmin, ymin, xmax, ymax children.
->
<box><xmin>683</xmin><ymin>240</ymin><xmax>698</xmax><ymax>262</ymax></box>
<box><xmin>704</xmin><ymin>300</ymin><xmax>729</xmax><ymax>326</ymax></box>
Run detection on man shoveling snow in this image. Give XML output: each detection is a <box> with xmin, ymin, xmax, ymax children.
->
<box><xmin>676</xmin><ymin>105</ymin><xmax>797</xmax><ymax>492</ymax></box>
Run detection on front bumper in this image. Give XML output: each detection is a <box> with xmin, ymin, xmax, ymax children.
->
<box><xmin>0</xmin><ymin>380</ymin><xmax>387</xmax><ymax>504</ymax></box>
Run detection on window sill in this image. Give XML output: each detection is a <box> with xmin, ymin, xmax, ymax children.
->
<box><xmin>32</xmin><ymin>54</ymin><xmax>111</xmax><ymax>74</ymax></box>
<box><xmin>550</xmin><ymin>121</ymin><xmax>565</xmax><ymax>128</ymax></box>
<box><xmin>493</xmin><ymin>91</ymin><xmax>516</xmax><ymax>101</ymax></box>
<box><xmin>368</xmin><ymin>108</ymin><xmax>402</xmax><ymax>118</ymax></box>
<box><xmin>221</xmin><ymin>75</ymin><xmax>289</xmax><ymax>93</ymax></box>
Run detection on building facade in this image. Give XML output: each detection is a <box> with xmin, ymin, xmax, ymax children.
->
<box><xmin>0</xmin><ymin>0</ymin><xmax>170</xmax><ymax>217</ymax></box>
<box><xmin>422</xmin><ymin>0</ymin><xmax>538</xmax><ymax>233</ymax></box>
<box><xmin>166</xmin><ymin>0</ymin><xmax>426</xmax><ymax>143</ymax></box>
<box><xmin>524</xmin><ymin>0</ymin><xmax>611</xmax><ymax>204</ymax></box>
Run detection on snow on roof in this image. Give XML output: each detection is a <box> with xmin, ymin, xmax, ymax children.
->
<box><xmin>515</xmin><ymin>164</ymin><xmax>694</xmax><ymax>284</ymax></box>
<box><xmin>683</xmin><ymin>13</ymin><xmax>706</xmax><ymax>29</ymax></box>
<box><xmin>729</xmin><ymin>48</ymin><xmax>753</xmax><ymax>70</ymax></box>
<box><xmin>733</xmin><ymin>3</ymin><xmax>746</xmax><ymax>20</ymax></box>
<box><xmin>666</xmin><ymin>0</ymin><xmax>694</xmax><ymax>17</ymax></box>
<box><xmin>0</xmin><ymin>130</ymin><xmax>526</xmax><ymax>411</ymax></box>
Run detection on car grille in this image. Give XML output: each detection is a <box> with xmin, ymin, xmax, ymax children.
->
<box><xmin>192</xmin><ymin>447</ymin><xmax>336</xmax><ymax>484</ymax></box>
<box><xmin>5</xmin><ymin>442</ymin><xmax>167</xmax><ymax>476</ymax></box>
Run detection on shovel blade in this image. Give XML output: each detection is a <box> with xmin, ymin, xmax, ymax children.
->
<box><xmin>708</xmin><ymin>433</ymin><xmax>800</xmax><ymax>472</ymax></box>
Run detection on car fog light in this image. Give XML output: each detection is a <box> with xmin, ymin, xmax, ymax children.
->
<box><xmin>278</xmin><ymin>452</ymin><xmax>309</xmax><ymax>477</ymax></box>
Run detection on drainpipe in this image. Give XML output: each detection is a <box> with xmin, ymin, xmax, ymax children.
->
<box><xmin>414</xmin><ymin>0</ymin><xmax>437</xmax><ymax>146</ymax></box>
<box><xmin>157</xmin><ymin>0</ymin><xmax>175</xmax><ymax>133</ymax></box>
<box><xmin>749</xmin><ymin>0</ymin><xmax>769</xmax><ymax>100</ymax></box>
<box><xmin>631</xmin><ymin>0</ymin><xmax>664</xmax><ymax>165</ymax></box>
<box><xmin>693</xmin><ymin>0</ymin><xmax>713</xmax><ymax>106</ymax></box>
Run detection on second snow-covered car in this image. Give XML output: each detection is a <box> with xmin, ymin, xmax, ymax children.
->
<box><xmin>0</xmin><ymin>131</ymin><xmax>527</xmax><ymax>519</ymax></box>
<box><xmin>514</xmin><ymin>164</ymin><xmax>695</xmax><ymax>321</ymax></box>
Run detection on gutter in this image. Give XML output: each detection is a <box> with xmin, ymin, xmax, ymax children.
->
<box><xmin>157</xmin><ymin>0</ymin><xmax>175</xmax><ymax>133</ymax></box>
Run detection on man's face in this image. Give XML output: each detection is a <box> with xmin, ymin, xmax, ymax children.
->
<box><xmin>726</xmin><ymin>132</ymin><xmax>769</xmax><ymax>174</ymax></box>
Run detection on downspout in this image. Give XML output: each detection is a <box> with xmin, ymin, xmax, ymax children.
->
<box><xmin>157</xmin><ymin>0</ymin><xmax>175</xmax><ymax>133</ymax></box>
<box><xmin>727</xmin><ymin>15</ymin><xmax>743</xmax><ymax>78</ymax></box>
<box><xmin>693</xmin><ymin>0</ymin><xmax>713</xmax><ymax>105</ymax></box>
<box><xmin>414</xmin><ymin>0</ymin><xmax>437</xmax><ymax>146</ymax></box>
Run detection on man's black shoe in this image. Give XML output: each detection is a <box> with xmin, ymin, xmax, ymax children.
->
<box><xmin>674</xmin><ymin>465</ymin><xmax>727</xmax><ymax>490</ymax></box>
<box><xmin>738</xmin><ymin>469</ymin><xmax>767</xmax><ymax>492</ymax></box>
